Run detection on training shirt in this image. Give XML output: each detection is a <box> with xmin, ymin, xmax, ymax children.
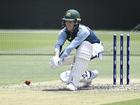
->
<box><xmin>55</xmin><ymin>24</ymin><xmax>100</xmax><ymax>60</ymax></box>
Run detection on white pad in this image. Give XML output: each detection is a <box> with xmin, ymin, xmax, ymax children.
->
<box><xmin>60</xmin><ymin>70</ymin><xmax>71</xmax><ymax>83</ymax></box>
<box><xmin>68</xmin><ymin>41</ymin><xmax>93</xmax><ymax>87</ymax></box>
<box><xmin>60</xmin><ymin>70</ymin><xmax>99</xmax><ymax>84</ymax></box>
<box><xmin>92</xmin><ymin>42</ymin><xmax>104</xmax><ymax>59</ymax></box>
<box><xmin>77</xmin><ymin>41</ymin><xmax>93</xmax><ymax>60</ymax></box>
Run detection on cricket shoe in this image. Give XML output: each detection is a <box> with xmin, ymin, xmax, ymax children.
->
<box><xmin>80</xmin><ymin>70</ymin><xmax>99</xmax><ymax>87</ymax></box>
<box><xmin>66</xmin><ymin>83</ymin><xmax>77</xmax><ymax>91</ymax></box>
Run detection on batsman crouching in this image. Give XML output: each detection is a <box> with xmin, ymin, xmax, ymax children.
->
<box><xmin>50</xmin><ymin>9</ymin><xmax>104</xmax><ymax>91</ymax></box>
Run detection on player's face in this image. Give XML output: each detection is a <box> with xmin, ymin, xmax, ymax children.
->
<box><xmin>65</xmin><ymin>21</ymin><xmax>75</xmax><ymax>32</ymax></box>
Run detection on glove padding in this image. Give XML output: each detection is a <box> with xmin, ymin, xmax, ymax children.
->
<box><xmin>50</xmin><ymin>56</ymin><xmax>63</xmax><ymax>68</ymax></box>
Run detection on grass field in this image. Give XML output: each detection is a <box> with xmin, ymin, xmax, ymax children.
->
<box><xmin>0</xmin><ymin>30</ymin><xmax>140</xmax><ymax>105</ymax></box>
<box><xmin>103</xmin><ymin>98</ymin><xmax>140</xmax><ymax>105</ymax></box>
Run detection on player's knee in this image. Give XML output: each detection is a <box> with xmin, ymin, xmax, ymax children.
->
<box><xmin>76</xmin><ymin>41</ymin><xmax>92</xmax><ymax>60</ymax></box>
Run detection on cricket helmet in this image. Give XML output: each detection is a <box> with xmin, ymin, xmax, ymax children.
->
<box><xmin>62</xmin><ymin>9</ymin><xmax>81</xmax><ymax>22</ymax></box>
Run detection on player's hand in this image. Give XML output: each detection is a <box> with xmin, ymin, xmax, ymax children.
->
<box><xmin>50</xmin><ymin>55</ymin><xmax>63</xmax><ymax>68</ymax></box>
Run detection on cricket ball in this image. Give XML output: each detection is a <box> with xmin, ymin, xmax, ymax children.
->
<box><xmin>24</xmin><ymin>80</ymin><xmax>31</xmax><ymax>86</ymax></box>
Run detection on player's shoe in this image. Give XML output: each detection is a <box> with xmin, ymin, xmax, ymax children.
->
<box><xmin>66</xmin><ymin>83</ymin><xmax>77</xmax><ymax>91</ymax></box>
<box><xmin>81</xmin><ymin>70</ymin><xmax>99</xmax><ymax>87</ymax></box>
<box><xmin>81</xmin><ymin>70</ymin><xmax>99</xmax><ymax>82</ymax></box>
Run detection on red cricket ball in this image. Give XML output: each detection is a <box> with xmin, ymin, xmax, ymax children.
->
<box><xmin>24</xmin><ymin>80</ymin><xmax>31</xmax><ymax>86</ymax></box>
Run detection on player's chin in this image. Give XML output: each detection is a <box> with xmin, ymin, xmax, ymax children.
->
<box><xmin>66</xmin><ymin>27</ymin><xmax>74</xmax><ymax>31</ymax></box>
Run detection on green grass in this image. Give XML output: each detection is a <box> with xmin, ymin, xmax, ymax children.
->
<box><xmin>0</xmin><ymin>30</ymin><xmax>140</xmax><ymax>55</ymax></box>
<box><xmin>0</xmin><ymin>55</ymin><xmax>139</xmax><ymax>85</ymax></box>
<box><xmin>0</xmin><ymin>30</ymin><xmax>140</xmax><ymax>105</ymax></box>
<box><xmin>0</xmin><ymin>30</ymin><xmax>140</xmax><ymax>85</ymax></box>
<box><xmin>103</xmin><ymin>98</ymin><xmax>140</xmax><ymax>105</ymax></box>
<box><xmin>0</xmin><ymin>90</ymin><xmax>140</xmax><ymax>105</ymax></box>
<box><xmin>0</xmin><ymin>31</ymin><xmax>57</xmax><ymax>54</ymax></box>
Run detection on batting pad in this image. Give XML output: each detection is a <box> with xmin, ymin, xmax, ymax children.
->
<box><xmin>68</xmin><ymin>41</ymin><xmax>92</xmax><ymax>87</ymax></box>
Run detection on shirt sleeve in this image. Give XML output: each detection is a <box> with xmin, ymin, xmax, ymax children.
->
<box><xmin>60</xmin><ymin>28</ymin><xmax>90</xmax><ymax>59</ymax></box>
<box><xmin>55</xmin><ymin>29</ymin><xmax>67</xmax><ymax>53</ymax></box>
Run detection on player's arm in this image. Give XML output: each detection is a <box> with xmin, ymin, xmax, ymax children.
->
<box><xmin>54</xmin><ymin>30</ymin><xmax>67</xmax><ymax>57</ymax></box>
<box><xmin>50</xmin><ymin>30</ymin><xmax>67</xmax><ymax>67</ymax></box>
<box><xmin>60</xmin><ymin>30</ymin><xmax>90</xmax><ymax>60</ymax></box>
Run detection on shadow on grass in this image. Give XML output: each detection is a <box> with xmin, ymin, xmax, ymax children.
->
<box><xmin>41</xmin><ymin>83</ymin><xmax>140</xmax><ymax>92</ymax></box>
